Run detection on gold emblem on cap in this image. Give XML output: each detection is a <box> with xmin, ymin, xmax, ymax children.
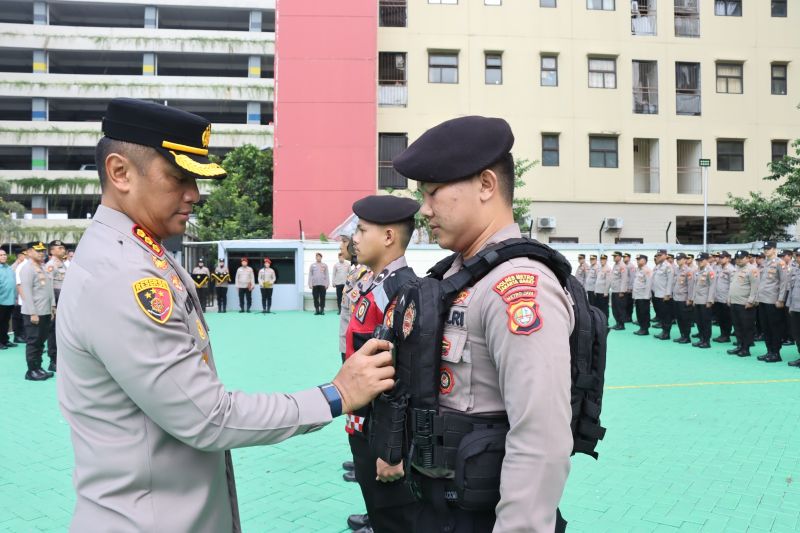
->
<box><xmin>201</xmin><ymin>125</ymin><xmax>211</xmax><ymax>149</ymax></box>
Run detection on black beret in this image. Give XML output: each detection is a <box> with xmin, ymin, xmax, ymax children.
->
<box><xmin>762</xmin><ymin>240</ymin><xmax>777</xmax><ymax>250</ymax></box>
<box><xmin>600</xmin><ymin>254</ymin><xmax>608</xmax><ymax>259</ymax></box>
<box><xmin>656</xmin><ymin>249</ymin><xmax>668</xmax><ymax>255</ymax></box>
<box><xmin>27</xmin><ymin>241</ymin><xmax>46</xmax><ymax>251</ymax></box>
<box><xmin>102</xmin><ymin>98</ymin><xmax>226</xmax><ymax>180</ymax></box>
<box><xmin>696</xmin><ymin>252</ymin><xmax>710</xmax><ymax>260</ymax></box>
<box><xmin>577</xmin><ymin>254</ymin><xmax>585</xmax><ymax>259</ymax></box>
<box><xmin>636</xmin><ymin>254</ymin><xmax>648</xmax><ymax>261</ymax></box>
<box><xmin>392</xmin><ymin>116</ymin><xmax>514</xmax><ymax>183</ymax></box>
<box><xmin>352</xmin><ymin>195</ymin><xmax>420</xmax><ymax>224</ymax></box>
<box><xmin>589</xmin><ymin>254</ymin><xmax>597</xmax><ymax>259</ymax></box>
<box><xmin>49</xmin><ymin>239</ymin><xmax>64</xmax><ymax>248</ymax></box>
<box><xmin>675</xmin><ymin>253</ymin><xmax>687</xmax><ymax>260</ymax></box>
<box><xmin>612</xmin><ymin>251</ymin><xmax>622</xmax><ymax>256</ymax></box>
<box><xmin>734</xmin><ymin>250</ymin><xmax>750</xmax><ymax>259</ymax></box>
<box><xmin>779</xmin><ymin>249</ymin><xmax>793</xmax><ymax>257</ymax></box>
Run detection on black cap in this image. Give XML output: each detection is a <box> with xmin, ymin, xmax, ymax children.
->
<box><xmin>352</xmin><ymin>195</ymin><xmax>420</xmax><ymax>224</ymax></box>
<box><xmin>794</xmin><ymin>248</ymin><xmax>800</xmax><ymax>255</ymax></box>
<box><xmin>623</xmin><ymin>253</ymin><xmax>631</xmax><ymax>258</ymax></box>
<box><xmin>734</xmin><ymin>250</ymin><xmax>750</xmax><ymax>259</ymax></box>
<box><xmin>198</xmin><ymin>258</ymin><xmax>204</xmax><ymax>263</ymax></box>
<box><xmin>612</xmin><ymin>251</ymin><xmax>622</xmax><ymax>256</ymax></box>
<box><xmin>636</xmin><ymin>254</ymin><xmax>648</xmax><ymax>261</ymax></box>
<box><xmin>656</xmin><ymin>249</ymin><xmax>667</xmax><ymax>255</ymax></box>
<box><xmin>697</xmin><ymin>252</ymin><xmax>710</xmax><ymax>261</ymax></box>
<box><xmin>719</xmin><ymin>251</ymin><xmax>731</xmax><ymax>258</ymax></box>
<box><xmin>27</xmin><ymin>241</ymin><xmax>46</xmax><ymax>251</ymax></box>
<box><xmin>756</xmin><ymin>252</ymin><xmax>765</xmax><ymax>258</ymax></box>
<box><xmin>600</xmin><ymin>254</ymin><xmax>608</xmax><ymax>259</ymax></box>
<box><xmin>102</xmin><ymin>98</ymin><xmax>226</xmax><ymax>180</ymax></box>
<box><xmin>577</xmin><ymin>254</ymin><xmax>585</xmax><ymax>259</ymax></box>
<box><xmin>392</xmin><ymin>116</ymin><xmax>514</xmax><ymax>183</ymax></box>
<box><xmin>589</xmin><ymin>254</ymin><xmax>597</xmax><ymax>259</ymax></box>
<box><xmin>667</xmin><ymin>253</ymin><xmax>675</xmax><ymax>259</ymax></box>
<box><xmin>780</xmin><ymin>249</ymin><xmax>793</xmax><ymax>257</ymax></box>
<box><xmin>675</xmin><ymin>253</ymin><xmax>687</xmax><ymax>260</ymax></box>
<box><xmin>49</xmin><ymin>239</ymin><xmax>64</xmax><ymax>248</ymax></box>
<box><xmin>762</xmin><ymin>240</ymin><xmax>777</xmax><ymax>250</ymax></box>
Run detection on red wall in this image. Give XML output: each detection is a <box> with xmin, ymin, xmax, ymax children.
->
<box><xmin>273</xmin><ymin>1</ymin><xmax>377</xmax><ymax>239</ymax></box>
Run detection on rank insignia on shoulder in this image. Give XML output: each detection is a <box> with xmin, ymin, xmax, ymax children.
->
<box><xmin>152</xmin><ymin>255</ymin><xmax>169</xmax><ymax>271</ymax></box>
<box><xmin>133</xmin><ymin>277</ymin><xmax>173</xmax><ymax>324</ymax></box>
<box><xmin>133</xmin><ymin>225</ymin><xmax>164</xmax><ymax>257</ymax></box>
<box><xmin>196</xmin><ymin>319</ymin><xmax>207</xmax><ymax>340</ymax></box>
<box><xmin>452</xmin><ymin>289</ymin><xmax>470</xmax><ymax>305</ymax></box>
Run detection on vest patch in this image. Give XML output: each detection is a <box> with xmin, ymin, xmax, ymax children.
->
<box><xmin>133</xmin><ymin>277</ymin><xmax>173</xmax><ymax>324</ymax></box>
<box><xmin>439</xmin><ymin>366</ymin><xmax>454</xmax><ymax>395</ymax></box>
<box><xmin>384</xmin><ymin>301</ymin><xmax>396</xmax><ymax>328</ymax></box>
<box><xmin>446</xmin><ymin>309</ymin><xmax>465</xmax><ymax>327</ymax></box>
<box><xmin>355</xmin><ymin>298</ymin><xmax>370</xmax><ymax>323</ymax></box>
<box><xmin>402</xmin><ymin>301</ymin><xmax>416</xmax><ymax>338</ymax></box>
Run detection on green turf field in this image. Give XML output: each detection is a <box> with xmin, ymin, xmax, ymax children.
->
<box><xmin>1</xmin><ymin>311</ymin><xmax>799</xmax><ymax>532</ymax></box>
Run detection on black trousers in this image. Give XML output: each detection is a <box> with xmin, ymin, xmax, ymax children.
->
<box><xmin>587</xmin><ymin>291</ymin><xmax>595</xmax><ymax>307</ymax></box>
<box><xmin>783</xmin><ymin>308</ymin><xmax>793</xmax><ymax>342</ymax></box>
<box><xmin>758</xmin><ymin>304</ymin><xmax>784</xmax><ymax>354</ymax></box>
<box><xmin>731</xmin><ymin>304</ymin><xmax>756</xmax><ymax>350</ymax></box>
<box><xmin>216</xmin><ymin>287</ymin><xmax>228</xmax><ymax>312</ymax></box>
<box><xmin>694</xmin><ymin>304</ymin><xmax>712</xmax><ymax>343</ymax></box>
<box><xmin>335</xmin><ymin>284</ymin><xmax>345</xmax><ymax>313</ymax></box>
<box><xmin>659</xmin><ymin>297</ymin><xmax>674</xmax><ymax>335</ymax></box>
<box><xmin>611</xmin><ymin>293</ymin><xmax>626</xmax><ymax>326</ymax></box>
<box><xmin>634</xmin><ymin>299</ymin><xmax>650</xmax><ymax>332</ymax></box>
<box><xmin>652</xmin><ymin>297</ymin><xmax>663</xmax><ymax>325</ymax></box>
<box><xmin>12</xmin><ymin>304</ymin><xmax>24</xmax><ymax>341</ymax></box>
<box><xmin>197</xmin><ymin>287</ymin><xmax>208</xmax><ymax>311</ymax></box>
<box><xmin>673</xmin><ymin>301</ymin><xmax>693</xmax><ymax>339</ymax></box>
<box><xmin>788</xmin><ymin>311</ymin><xmax>800</xmax><ymax>355</ymax></box>
<box><xmin>238</xmin><ymin>288</ymin><xmax>252</xmax><ymax>311</ymax></box>
<box><xmin>713</xmin><ymin>302</ymin><xmax>732</xmax><ymax>337</ymax></box>
<box><xmin>260</xmin><ymin>287</ymin><xmax>273</xmax><ymax>312</ymax></box>
<box><xmin>312</xmin><ymin>285</ymin><xmax>327</xmax><ymax>312</ymax></box>
<box><xmin>348</xmin><ymin>434</ymin><xmax>420</xmax><ymax>533</ymax></box>
<box><xmin>24</xmin><ymin>314</ymin><xmax>52</xmax><ymax>371</ymax></box>
<box><xmin>594</xmin><ymin>294</ymin><xmax>609</xmax><ymax>326</ymax></box>
<box><xmin>625</xmin><ymin>293</ymin><xmax>634</xmax><ymax>322</ymax></box>
<box><xmin>0</xmin><ymin>304</ymin><xmax>12</xmax><ymax>346</ymax></box>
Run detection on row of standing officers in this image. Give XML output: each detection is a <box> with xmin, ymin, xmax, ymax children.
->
<box><xmin>574</xmin><ymin>241</ymin><xmax>800</xmax><ymax>364</ymax></box>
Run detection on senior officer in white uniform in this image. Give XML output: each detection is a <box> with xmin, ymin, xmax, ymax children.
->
<box><xmin>56</xmin><ymin>98</ymin><xmax>395</xmax><ymax>533</ymax></box>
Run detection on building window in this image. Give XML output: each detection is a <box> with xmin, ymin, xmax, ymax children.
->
<box><xmin>485</xmin><ymin>53</ymin><xmax>502</xmax><ymax>84</ymax></box>
<box><xmin>378</xmin><ymin>133</ymin><xmax>408</xmax><ymax>189</ymax></box>
<box><xmin>772</xmin><ymin>0</ymin><xmax>787</xmax><ymax>17</ymax></box>
<box><xmin>631</xmin><ymin>0</ymin><xmax>657</xmax><ymax>36</ymax></box>
<box><xmin>588</xmin><ymin>57</ymin><xmax>616</xmax><ymax>89</ymax></box>
<box><xmin>677</xmin><ymin>139</ymin><xmax>702</xmax><ymax>194</ymax></box>
<box><xmin>616</xmin><ymin>238</ymin><xmax>644</xmax><ymax>244</ymax></box>
<box><xmin>716</xmin><ymin>62</ymin><xmax>743</xmax><ymax>94</ymax></box>
<box><xmin>379</xmin><ymin>52</ymin><xmax>407</xmax><ymax>106</ymax></box>
<box><xmin>771</xmin><ymin>63</ymin><xmax>787</xmax><ymax>95</ymax></box>
<box><xmin>772</xmin><ymin>140</ymin><xmax>788</xmax><ymax>162</ymax></box>
<box><xmin>485</xmin><ymin>0</ymin><xmax>502</xmax><ymax>4</ymax></box>
<box><xmin>429</xmin><ymin>0</ymin><xmax>457</xmax><ymax>3</ymax></box>
<box><xmin>674</xmin><ymin>0</ymin><xmax>700</xmax><ymax>37</ymax></box>
<box><xmin>676</xmin><ymin>62</ymin><xmax>701</xmax><ymax>115</ymax></box>
<box><xmin>428</xmin><ymin>52</ymin><xmax>458</xmax><ymax>83</ymax></box>
<box><xmin>541</xmin><ymin>55</ymin><xmax>558</xmax><ymax>86</ymax></box>
<box><xmin>541</xmin><ymin>0</ymin><xmax>557</xmax><ymax>6</ymax></box>
<box><xmin>633</xmin><ymin>138</ymin><xmax>660</xmax><ymax>193</ymax></box>
<box><xmin>379</xmin><ymin>0</ymin><xmax>407</xmax><ymax>27</ymax></box>
<box><xmin>590</xmin><ymin>136</ymin><xmax>618</xmax><ymax>168</ymax></box>
<box><xmin>587</xmin><ymin>0</ymin><xmax>615</xmax><ymax>10</ymax></box>
<box><xmin>714</xmin><ymin>0</ymin><xmax>741</xmax><ymax>16</ymax></box>
<box><xmin>632</xmin><ymin>60</ymin><xmax>658</xmax><ymax>114</ymax></box>
<box><xmin>717</xmin><ymin>140</ymin><xmax>744</xmax><ymax>171</ymax></box>
<box><xmin>542</xmin><ymin>134</ymin><xmax>560</xmax><ymax>166</ymax></box>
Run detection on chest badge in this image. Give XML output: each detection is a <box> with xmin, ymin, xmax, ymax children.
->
<box><xmin>439</xmin><ymin>366</ymin><xmax>454</xmax><ymax>395</ymax></box>
<box><xmin>152</xmin><ymin>255</ymin><xmax>169</xmax><ymax>271</ymax></box>
<box><xmin>133</xmin><ymin>278</ymin><xmax>173</xmax><ymax>324</ymax></box>
<box><xmin>355</xmin><ymin>298</ymin><xmax>370</xmax><ymax>323</ymax></box>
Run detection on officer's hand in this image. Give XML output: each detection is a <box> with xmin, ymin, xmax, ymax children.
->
<box><xmin>376</xmin><ymin>458</ymin><xmax>404</xmax><ymax>483</ymax></box>
<box><xmin>664</xmin><ymin>295</ymin><xmax>671</xmax><ymax>301</ymax></box>
<box><xmin>706</xmin><ymin>302</ymin><xmax>713</xmax><ymax>308</ymax></box>
<box><xmin>619</xmin><ymin>293</ymin><xmax>625</xmax><ymax>297</ymax></box>
<box><xmin>777</xmin><ymin>301</ymin><xmax>785</xmax><ymax>309</ymax></box>
<box><xmin>31</xmin><ymin>314</ymin><xmax>39</xmax><ymax>325</ymax></box>
<box><xmin>333</xmin><ymin>338</ymin><xmax>394</xmax><ymax>413</ymax></box>
<box><xmin>687</xmin><ymin>301</ymin><xmax>693</xmax><ymax>306</ymax></box>
<box><xmin>745</xmin><ymin>302</ymin><xmax>753</xmax><ymax>309</ymax></box>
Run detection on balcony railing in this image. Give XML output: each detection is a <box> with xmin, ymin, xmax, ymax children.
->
<box><xmin>631</xmin><ymin>12</ymin><xmax>657</xmax><ymax>35</ymax></box>
<box><xmin>676</xmin><ymin>90</ymin><xmax>701</xmax><ymax>115</ymax></box>
<box><xmin>379</xmin><ymin>0</ymin><xmax>407</xmax><ymax>27</ymax></box>
<box><xmin>634</xmin><ymin>166</ymin><xmax>660</xmax><ymax>193</ymax></box>
<box><xmin>677</xmin><ymin>167</ymin><xmax>702</xmax><ymax>194</ymax></box>
<box><xmin>633</xmin><ymin>87</ymin><xmax>658</xmax><ymax>114</ymax></box>
<box><xmin>378</xmin><ymin>83</ymin><xmax>407</xmax><ymax>106</ymax></box>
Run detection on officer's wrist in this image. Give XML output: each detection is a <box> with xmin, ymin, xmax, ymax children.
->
<box><xmin>318</xmin><ymin>383</ymin><xmax>342</xmax><ymax>418</ymax></box>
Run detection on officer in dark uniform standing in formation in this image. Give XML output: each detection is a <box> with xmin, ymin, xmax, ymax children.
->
<box><xmin>20</xmin><ymin>241</ymin><xmax>56</xmax><ymax>381</ymax></box>
<box><xmin>632</xmin><ymin>254</ymin><xmax>653</xmax><ymax>335</ymax></box>
<box><xmin>393</xmin><ymin>116</ymin><xmax>573</xmax><ymax>532</ymax></box>
<box><xmin>728</xmin><ymin>250</ymin><xmax>759</xmax><ymax>357</ymax></box>
<box><xmin>343</xmin><ymin>195</ymin><xmax>421</xmax><ymax>533</ymax></box>
<box><xmin>688</xmin><ymin>252</ymin><xmax>715</xmax><ymax>349</ymax></box>
<box><xmin>670</xmin><ymin>253</ymin><xmax>695</xmax><ymax>343</ymax></box>
<box><xmin>212</xmin><ymin>259</ymin><xmax>230</xmax><ymax>312</ymax></box>
<box><xmin>585</xmin><ymin>254</ymin><xmax>598</xmax><ymax>305</ymax></box>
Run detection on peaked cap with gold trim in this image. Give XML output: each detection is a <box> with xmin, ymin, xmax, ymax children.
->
<box><xmin>102</xmin><ymin>98</ymin><xmax>226</xmax><ymax>180</ymax></box>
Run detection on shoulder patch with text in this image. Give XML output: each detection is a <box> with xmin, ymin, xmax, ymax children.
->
<box><xmin>493</xmin><ymin>272</ymin><xmax>542</xmax><ymax>335</ymax></box>
<box><xmin>133</xmin><ymin>277</ymin><xmax>173</xmax><ymax>324</ymax></box>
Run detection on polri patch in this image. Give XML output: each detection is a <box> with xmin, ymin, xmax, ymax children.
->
<box><xmin>439</xmin><ymin>366</ymin><xmax>454</xmax><ymax>395</ymax></box>
<box><xmin>493</xmin><ymin>272</ymin><xmax>542</xmax><ymax>336</ymax></box>
<box><xmin>355</xmin><ymin>298</ymin><xmax>370</xmax><ymax>323</ymax></box>
<box><xmin>402</xmin><ymin>301</ymin><xmax>416</xmax><ymax>339</ymax></box>
<box><xmin>133</xmin><ymin>277</ymin><xmax>173</xmax><ymax>324</ymax></box>
<box><xmin>132</xmin><ymin>225</ymin><xmax>164</xmax><ymax>257</ymax></box>
<box><xmin>384</xmin><ymin>301</ymin><xmax>396</xmax><ymax>328</ymax></box>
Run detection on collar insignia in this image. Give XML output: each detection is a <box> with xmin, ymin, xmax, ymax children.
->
<box><xmin>133</xmin><ymin>225</ymin><xmax>164</xmax><ymax>257</ymax></box>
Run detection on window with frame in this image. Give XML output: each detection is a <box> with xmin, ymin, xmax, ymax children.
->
<box><xmin>714</xmin><ymin>0</ymin><xmax>741</xmax><ymax>16</ymax></box>
<box><xmin>772</xmin><ymin>140</ymin><xmax>788</xmax><ymax>163</ymax></box>
<box><xmin>378</xmin><ymin>133</ymin><xmax>408</xmax><ymax>188</ymax></box>
<box><xmin>771</xmin><ymin>63</ymin><xmax>787</xmax><ymax>95</ymax></box>
<box><xmin>716</xmin><ymin>62</ymin><xmax>743</xmax><ymax>94</ymax></box>
<box><xmin>717</xmin><ymin>140</ymin><xmax>744</xmax><ymax>171</ymax></box>
<box><xmin>772</xmin><ymin>0</ymin><xmax>787</xmax><ymax>17</ymax></box>
<box><xmin>541</xmin><ymin>55</ymin><xmax>558</xmax><ymax>86</ymax></box>
<box><xmin>676</xmin><ymin>62</ymin><xmax>701</xmax><ymax>115</ymax></box>
<box><xmin>429</xmin><ymin>0</ymin><xmax>457</xmax><ymax>3</ymax></box>
<box><xmin>674</xmin><ymin>0</ymin><xmax>700</xmax><ymax>37</ymax></box>
<box><xmin>549</xmin><ymin>237</ymin><xmax>579</xmax><ymax>244</ymax></box>
<box><xmin>485</xmin><ymin>53</ymin><xmax>502</xmax><ymax>84</ymax></box>
<box><xmin>632</xmin><ymin>60</ymin><xmax>658</xmax><ymax>114</ymax></box>
<box><xmin>589</xmin><ymin>136</ymin><xmax>618</xmax><ymax>168</ymax></box>
<box><xmin>428</xmin><ymin>52</ymin><xmax>458</xmax><ymax>83</ymax></box>
<box><xmin>587</xmin><ymin>0</ymin><xmax>614</xmax><ymax>10</ymax></box>
<box><xmin>588</xmin><ymin>57</ymin><xmax>617</xmax><ymax>89</ymax></box>
<box><xmin>379</xmin><ymin>0</ymin><xmax>407</xmax><ymax>27</ymax></box>
<box><xmin>540</xmin><ymin>0</ymin><xmax>557</xmax><ymax>6</ymax></box>
<box><xmin>542</xmin><ymin>134</ymin><xmax>560</xmax><ymax>166</ymax></box>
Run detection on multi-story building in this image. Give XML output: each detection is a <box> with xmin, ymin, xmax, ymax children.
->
<box><xmin>370</xmin><ymin>0</ymin><xmax>800</xmax><ymax>244</ymax></box>
<box><xmin>0</xmin><ymin>0</ymin><xmax>274</xmax><ymax>243</ymax></box>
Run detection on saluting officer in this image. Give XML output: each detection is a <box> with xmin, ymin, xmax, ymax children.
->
<box><xmin>610</xmin><ymin>251</ymin><xmax>629</xmax><ymax>330</ymax></box>
<box><xmin>727</xmin><ymin>250</ymin><xmax>759</xmax><ymax>357</ymax></box>
<box><xmin>755</xmin><ymin>241</ymin><xmax>788</xmax><ymax>362</ymax></box>
<box><xmin>393</xmin><ymin>116</ymin><xmax>573</xmax><ymax>532</ymax></box>
<box><xmin>585</xmin><ymin>254</ymin><xmax>599</xmax><ymax>305</ymax></box>
<box><xmin>595</xmin><ymin>254</ymin><xmax>612</xmax><ymax>325</ymax></box>
<box><xmin>689</xmin><ymin>253</ymin><xmax>716</xmax><ymax>348</ymax></box>
<box><xmin>785</xmin><ymin>248</ymin><xmax>800</xmax><ymax>367</ymax></box>
<box><xmin>574</xmin><ymin>254</ymin><xmax>588</xmax><ymax>286</ymax></box>
<box><xmin>212</xmin><ymin>259</ymin><xmax>230</xmax><ymax>313</ymax></box>
<box><xmin>651</xmin><ymin>249</ymin><xmax>674</xmax><ymax>339</ymax></box>
<box><xmin>632</xmin><ymin>254</ymin><xmax>653</xmax><ymax>336</ymax></box>
<box><xmin>20</xmin><ymin>241</ymin><xmax>56</xmax><ymax>381</ymax></box>
<box><xmin>712</xmin><ymin>251</ymin><xmax>735</xmax><ymax>343</ymax></box>
<box><xmin>672</xmin><ymin>253</ymin><xmax>695</xmax><ymax>344</ymax></box>
<box><xmin>56</xmin><ymin>98</ymin><xmax>395</xmax><ymax>532</ymax></box>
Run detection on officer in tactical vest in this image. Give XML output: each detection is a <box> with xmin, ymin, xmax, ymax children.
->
<box><xmin>632</xmin><ymin>254</ymin><xmax>653</xmax><ymax>335</ymax></box>
<box><xmin>585</xmin><ymin>254</ymin><xmax>599</xmax><ymax>305</ymax></box>
<box><xmin>610</xmin><ymin>251</ymin><xmax>628</xmax><ymax>330</ymax></box>
<box><xmin>756</xmin><ymin>241</ymin><xmax>788</xmax><ymax>362</ymax></box>
<box><xmin>712</xmin><ymin>251</ymin><xmax>735</xmax><ymax>343</ymax></box>
<box><xmin>392</xmin><ymin>116</ymin><xmax>573</xmax><ymax>532</ymax></box>
<box><xmin>727</xmin><ymin>250</ymin><xmax>759</xmax><ymax>357</ymax></box>
<box><xmin>595</xmin><ymin>254</ymin><xmax>611</xmax><ymax>325</ymax></box>
<box><xmin>672</xmin><ymin>253</ymin><xmax>695</xmax><ymax>344</ymax></box>
<box><xmin>651</xmin><ymin>249</ymin><xmax>674</xmax><ymax>339</ymax></box>
<box><xmin>689</xmin><ymin>252</ymin><xmax>716</xmax><ymax>348</ymax></box>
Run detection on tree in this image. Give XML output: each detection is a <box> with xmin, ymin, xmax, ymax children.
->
<box><xmin>195</xmin><ymin>145</ymin><xmax>273</xmax><ymax>241</ymax></box>
<box><xmin>0</xmin><ymin>181</ymin><xmax>25</xmax><ymax>246</ymax></box>
<box><xmin>727</xmin><ymin>139</ymin><xmax>800</xmax><ymax>241</ymax></box>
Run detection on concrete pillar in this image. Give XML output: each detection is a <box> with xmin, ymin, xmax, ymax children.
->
<box><xmin>33</xmin><ymin>2</ymin><xmax>48</xmax><ymax>25</ymax></box>
<box><xmin>31</xmin><ymin>147</ymin><xmax>47</xmax><ymax>170</ymax></box>
<box><xmin>31</xmin><ymin>196</ymin><xmax>48</xmax><ymax>219</ymax></box>
<box><xmin>144</xmin><ymin>6</ymin><xmax>158</xmax><ymax>28</ymax></box>
<box><xmin>246</xmin><ymin>102</ymin><xmax>260</xmax><ymax>125</ymax></box>
<box><xmin>32</xmin><ymin>98</ymin><xmax>47</xmax><ymax>121</ymax></box>
<box><xmin>248</xmin><ymin>56</ymin><xmax>261</xmax><ymax>78</ymax></box>
<box><xmin>143</xmin><ymin>52</ymin><xmax>156</xmax><ymax>76</ymax></box>
<box><xmin>249</xmin><ymin>10</ymin><xmax>262</xmax><ymax>32</ymax></box>
<box><xmin>33</xmin><ymin>50</ymin><xmax>47</xmax><ymax>73</ymax></box>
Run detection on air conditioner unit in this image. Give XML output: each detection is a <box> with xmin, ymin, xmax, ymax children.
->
<box><xmin>537</xmin><ymin>216</ymin><xmax>557</xmax><ymax>229</ymax></box>
<box><xmin>605</xmin><ymin>217</ymin><xmax>624</xmax><ymax>230</ymax></box>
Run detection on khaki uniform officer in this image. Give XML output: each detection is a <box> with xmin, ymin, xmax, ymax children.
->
<box><xmin>56</xmin><ymin>98</ymin><xmax>395</xmax><ymax>533</ymax></box>
<box><xmin>45</xmin><ymin>239</ymin><xmax>68</xmax><ymax>371</ymax></box>
<box><xmin>610</xmin><ymin>251</ymin><xmax>629</xmax><ymax>330</ymax></box>
<box><xmin>727</xmin><ymin>250</ymin><xmax>758</xmax><ymax>357</ymax></box>
<box><xmin>20</xmin><ymin>241</ymin><xmax>56</xmax><ymax>381</ymax></box>
<box><xmin>688</xmin><ymin>252</ymin><xmax>716</xmax><ymax>348</ymax></box>
<box><xmin>786</xmin><ymin>248</ymin><xmax>800</xmax><ymax>367</ymax></box>
<box><xmin>672</xmin><ymin>253</ymin><xmax>695</xmax><ymax>344</ymax></box>
<box><xmin>712</xmin><ymin>251</ymin><xmax>735</xmax><ymax>343</ymax></box>
<box><xmin>632</xmin><ymin>254</ymin><xmax>653</xmax><ymax>335</ymax></box>
<box><xmin>651</xmin><ymin>249</ymin><xmax>674</xmax><ymax>340</ymax></box>
<box><xmin>585</xmin><ymin>254</ymin><xmax>599</xmax><ymax>305</ymax></box>
<box><xmin>574</xmin><ymin>254</ymin><xmax>588</xmax><ymax>286</ymax></box>
<box><xmin>257</xmin><ymin>258</ymin><xmax>276</xmax><ymax>313</ymax></box>
<box><xmin>755</xmin><ymin>241</ymin><xmax>789</xmax><ymax>362</ymax></box>
<box><xmin>594</xmin><ymin>254</ymin><xmax>612</xmax><ymax>325</ymax></box>
<box><xmin>624</xmin><ymin>253</ymin><xmax>636</xmax><ymax>322</ymax></box>
<box><xmin>212</xmin><ymin>260</ymin><xmax>230</xmax><ymax>313</ymax></box>
<box><xmin>394</xmin><ymin>115</ymin><xmax>573</xmax><ymax>532</ymax></box>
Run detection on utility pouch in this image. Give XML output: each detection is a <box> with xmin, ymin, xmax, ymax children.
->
<box><xmin>453</xmin><ymin>426</ymin><xmax>507</xmax><ymax>511</ymax></box>
<box><xmin>369</xmin><ymin>389</ymin><xmax>408</xmax><ymax>466</ymax></box>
